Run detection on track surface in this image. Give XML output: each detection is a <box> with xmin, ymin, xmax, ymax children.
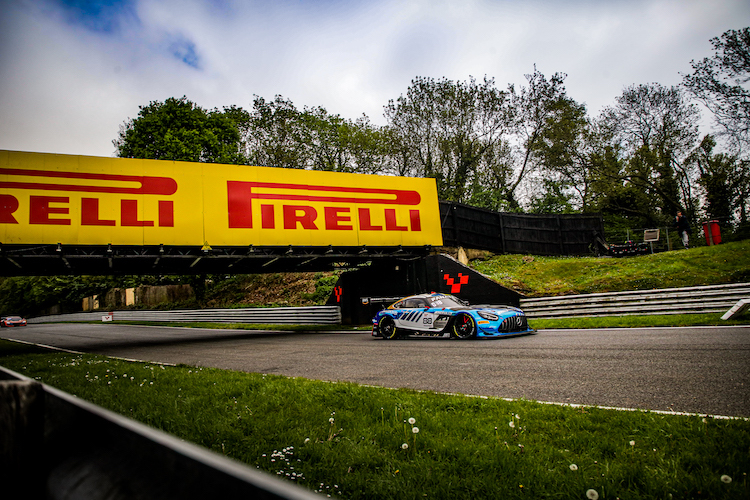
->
<box><xmin>4</xmin><ymin>323</ymin><xmax>750</xmax><ymax>417</ymax></box>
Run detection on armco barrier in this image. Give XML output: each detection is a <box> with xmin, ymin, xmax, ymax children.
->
<box><xmin>520</xmin><ymin>283</ymin><xmax>750</xmax><ymax>319</ymax></box>
<box><xmin>0</xmin><ymin>366</ymin><xmax>321</xmax><ymax>500</ymax></box>
<box><xmin>28</xmin><ymin>305</ymin><xmax>342</xmax><ymax>325</ymax></box>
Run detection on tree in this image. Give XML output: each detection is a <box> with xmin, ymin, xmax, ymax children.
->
<box><xmin>114</xmin><ymin>96</ymin><xmax>247</xmax><ymax>164</ymax></box>
<box><xmin>384</xmin><ymin>76</ymin><xmax>511</xmax><ymax>203</ymax></box>
<box><xmin>512</xmin><ymin>71</ymin><xmax>592</xmax><ymax>212</ymax></box>
<box><xmin>688</xmin><ymin>134</ymin><xmax>750</xmax><ymax>225</ymax></box>
<box><xmin>243</xmin><ymin>95</ymin><xmax>309</xmax><ymax>169</ymax></box>
<box><xmin>244</xmin><ymin>95</ymin><xmax>388</xmax><ymax>173</ymax></box>
<box><xmin>301</xmin><ymin>107</ymin><xmax>388</xmax><ymax>174</ymax></box>
<box><xmin>683</xmin><ymin>27</ymin><xmax>750</xmax><ymax>156</ymax></box>
<box><xmin>597</xmin><ymin>83</ymin><xmax>701</xmax><ymax>223</ymax></box>
<box><xmin>505</xmin><ymin>68</ymin><xmax>581</xmax><ymax>211</ymax></box>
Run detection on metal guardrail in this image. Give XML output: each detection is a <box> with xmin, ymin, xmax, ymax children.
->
<box><xmin>28</xmin><ymin>305</ymin><xmax>342</xmax><ymax>325</ymax></box>
<box><xmin>520</xmin><ymin>283</ymin><xmax>750</xmax><ymax>319</ymax></box>
<box><xmin>0</xmin><ymin>366</ymin><xmax>321</xmax><ymax>500</ymax></box>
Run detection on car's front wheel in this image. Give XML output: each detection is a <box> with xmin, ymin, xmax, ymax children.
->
<box><xmin>452</xmin><ymin>313</ymin><xmax>476</xmax><ymax>339</ymax></box>
<box><xmin>379</xmin><ymin>316</ymin><xmax>400</xmax><ymax>340</ymax></box>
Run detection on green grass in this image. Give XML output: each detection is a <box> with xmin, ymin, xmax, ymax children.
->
<box><xmin>1</xmin><ymin>339</ymin><xmax>748</xmax><ymax>500</ymax></box>
<box><xmin>529</xmin><ymin>313</ymin><xmax>750</xmax><ymax>330</ymax></box>
<box><xmin>472</xmin><ymin>240</ymin><xmax>750</xmax><ymax>297</ymax></box>
<box><xmin>65</xmin><ymin>313</ymin><xmax>750</xmax><ymax>331</ymax></box>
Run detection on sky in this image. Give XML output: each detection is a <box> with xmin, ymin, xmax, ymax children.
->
<box><xmin>1</xmin><ymin>0</ymin><xmax>749</xmax><ymax>158</ymax></box>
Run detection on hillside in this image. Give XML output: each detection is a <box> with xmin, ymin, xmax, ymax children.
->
<box><xmin>2</xmin><ymin>241</ymin><xmax>747</xmax><ymax>317</ymax></box>
<box><xmin>471</xmin><ymin>240</ymin><xmax>750</xmax><ymax>297</ymax></box>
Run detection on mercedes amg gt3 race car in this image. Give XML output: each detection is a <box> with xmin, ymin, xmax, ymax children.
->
<box><xmin>372</xmin><ymin>293</ymin><xmax>535</xmax><ymax>339</ymax></box>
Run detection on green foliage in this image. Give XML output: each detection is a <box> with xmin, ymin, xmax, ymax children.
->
<box><xmin>595</xmin><ymin>83</ymin><xmax>701</xmax><ymax>227</ymax></box>
<box><xmin>384</xmin><ymin>75</ymin><xmax>511</xmax><ymax>204</ymax></box>
<box><xmin>114</xmin><ymin>96</ymin><xmax>247</xmax><ymax>164</ymax></box>
<box><xmin>245</xmin><ymin>95</ymin><xmax>388</xmax><ymax>172</ymax></box>
<box><xmin>2</xmin><ymin>344</ymin><xmax>748</xmax><ymax>500</ymax></box>
<box><xmin>0</xmin><ymin>275</ymin><xmax>114</xmax><ymax>316</ymax></box>
<box><xmin>0</xmin><ymin>272</ymin><xmax>338</xmax><ymax>318</ymax></box>
<box><xmin>531</xmin><ymin>313</ymin><xmax>750</xmax><ymax>330</ymax></box>
<box><xmin>301</xmin><ymin>273</ymin><xmax>340</xmax><ymax>304</ymax></box>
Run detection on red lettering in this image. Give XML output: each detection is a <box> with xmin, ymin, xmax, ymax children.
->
<box><xmin>158</xmin><ymin>200</ymin><xmax>174</xmax><ymax>227</ymax></box>
<box><xmin>30</xmin><ymin>196</ymin><xmax>70</xmax><ymax>225</ymax></box>
<box><xmin>227</xmin><ymin>181</ymin><xmax>253</xmax><ymax>228</ymax></box>
<box><xmin>410</xmin><ymin>210</ymin><xmax>421</xmax><ymax>231</ymax></box>
<box><xmin>325</xmin><ymin>207</ymin><xmax>353</xmax><ymax>230</ymax></box>
<box><xmin>283</xmin><ymin>205</ymin><xmax>318</xmax><ymax>230</ymax></box>
<box><xmin>0</xmin><ymin>194</ymin><xmax>19</xmax><ymax>224</ymax></box>
<box><xmin>384</xmin><ymin>209</ymin><xmax>407</xmax><ymax>231</ymax></box>
<box><xmin>261</xmin><ymin>204</ymin><xmax>275</xmax><ymax>229</ymax></box>
<box><xmin>358</xmin><ymin>208</ymin><xmax>382</xmax><ymax>231</ymax></box>
<box><xmin>121</xmin><ymin>199</ymin><xmax>154</xmax><ymax>227</ymax></box>
<box><xmin>81</xmin><ymin>198</ymin><xmax>116</xmax><ymax>226</ymax></box>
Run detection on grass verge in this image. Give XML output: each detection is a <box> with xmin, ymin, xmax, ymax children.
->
<box><xmin>529</xmin><ymin>313</ymin><xmax>750</xmax><ymax>330</ymax></box>
<box><xmin>56</xmin><ymin>311</ymin><xmax>750</xmax><ymax>331</ymax></box>
<box><xmin>472</xmin><ymin>240</ymin><xmax>750</xmax><ymax>297</ymax></box>
<box><xmin>1</xmin><ymin>339</ymin><xmax>747</xmax><ymax>500</ymax></box>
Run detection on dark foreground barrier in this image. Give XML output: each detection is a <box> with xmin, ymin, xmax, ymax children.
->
<box><xmin>0</xmin><ymin>366</ymin><xmax>320</xmax><ymax>500</ymax></box>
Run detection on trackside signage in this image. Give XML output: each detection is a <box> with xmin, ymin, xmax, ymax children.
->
<box><xmin>0</xmin><ymin>150</ymin><xmax>443</xmax><ymax>247</ymax></box>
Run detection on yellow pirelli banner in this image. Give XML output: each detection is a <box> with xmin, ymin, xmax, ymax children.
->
<box><xmin>0</xmin><ymin>150</ymin><xmax>443</xmax><ymax>248</ymax></box>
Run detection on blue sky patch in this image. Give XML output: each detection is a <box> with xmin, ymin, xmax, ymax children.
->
<box><xmin>168</xmin><ymin>36</ymin><xmax>201</xmax><ymax>69</ymax></box>
<box><xmin>57</xmin><ymin>0</ymin><xmax>138</xmax><ymax>34</ymax></box>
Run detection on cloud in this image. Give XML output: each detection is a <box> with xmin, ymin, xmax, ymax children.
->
<box><xmin>0</xmin><ymin>0</ymin><xmax>748</xmax><ymax>157</ymax></box>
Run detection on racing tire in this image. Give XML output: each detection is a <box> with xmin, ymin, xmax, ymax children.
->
<box><xmin>378</xmin><ymin>316</ymin><xmax>400</xmax><ymax>340</ymax></box>
<box><xmin>452</xmin><ymin>313</ymin><xmax>476</xmax><ymax>339</ymax></box>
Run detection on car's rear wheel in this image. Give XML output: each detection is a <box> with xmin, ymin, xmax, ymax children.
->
<box><xmin>379</xmin><ymin>316</ymin><xmax>399</xmax><ymax>340</ymax></box>
<box><xmin>452</xmin><ymin>313</ymin><xmax>476</xmax><ymax>339</ymax></box>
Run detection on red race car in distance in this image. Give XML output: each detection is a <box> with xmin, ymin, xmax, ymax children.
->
<box><xmin>1</xmin><ymin>316</ymin><xmax>27</xmax><ymax>327</ymax></box>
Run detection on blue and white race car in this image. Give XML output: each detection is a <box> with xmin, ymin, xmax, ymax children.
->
<box><xmin>371</xmin><ymin>293</ymin><xmax>535</xmax><ymax>339</ymax></box>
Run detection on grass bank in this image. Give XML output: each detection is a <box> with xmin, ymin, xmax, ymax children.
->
<box><xmin>1</xmin><ymin>340</ymin><xmax>747</xmax><ymax>500</ymax></box>
<box><xmin>471</xmin><ymin>240</ymin><xmax>750</xmax><ymax>297</ymax></box>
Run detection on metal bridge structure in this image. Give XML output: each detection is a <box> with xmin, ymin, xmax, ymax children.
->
<box><xmin>0</xmin><ymin>242</ymin><xmax>431</xmax><ymax>276</ymax></box>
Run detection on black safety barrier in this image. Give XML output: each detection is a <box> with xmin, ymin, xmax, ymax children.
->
<box><xmin>439</xmin><ymin>201</ymin><xmax>605</xmax><ymax>256</ymax></box>
<box><xmin>0</xmin><ymin>366</ymin><xmax>321</xmax><ymax>500</ymax></box>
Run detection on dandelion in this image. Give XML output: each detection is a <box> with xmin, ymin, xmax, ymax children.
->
<box><xmin>408</xmin><ymin>417</ymin><xmax>416</xmax><ymax>425</ymax></box>
<box><xmin>412</xmin><ymin>427</ymin><xmax>419</xmax><ymax>434</ymax></box>
<box><xmin>586</xmin><ymin>489</ymin><xmax>599</xmax><ymax>500</ymax></box>
<box><xmin>329</xmin><ymin>417</ymin><xmax>335</xmax><ymax>424</ymax></box>
<box><xmin>629</xmin><ymin>440</ymin><xmax>636</xmax><ymax>447</ymax></box>
<box><xmin>509</xmin><ymin>421</ymin><xmax>516</xmax><ymax>429</ymax></box>
<box><xmin>721</xmin><ymin>475</ymin><xmax>732</xmax><ymax>484</ymax></box>
<box><xmin>304</xmin><ymin>438</ymin><xmax>310</xmax><ymax>444</ymax></box>
<box><xmin>402</xmin><ymin>443</ymin><xmax>409</xmax><ymax>450</ymax></box>
<box><xmin>569</xmin><ymin>464</ymin><xmax>578</xmax><ymax>471</ymax></box>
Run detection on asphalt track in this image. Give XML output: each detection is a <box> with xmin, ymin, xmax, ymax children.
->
<box><xmin>3</xmin><ymin>323</ymin><xmax>749</xmax><ymax>417</ymax></box>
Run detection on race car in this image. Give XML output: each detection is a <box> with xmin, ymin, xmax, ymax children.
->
<box><xmin>1</xmin><ymin>316</ymin><xmax>27</xmax><ymax>327</ymax></box>
<box><xmin>372</xmin><ymin>293</ymin><xmax>535</xmax><ymax>339</ymax></box>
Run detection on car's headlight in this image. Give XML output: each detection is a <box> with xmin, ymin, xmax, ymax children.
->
<box><xmin>477</xmin><ymin>311</ymin><xmax>499</xmax><ymax>321</ymax></box>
